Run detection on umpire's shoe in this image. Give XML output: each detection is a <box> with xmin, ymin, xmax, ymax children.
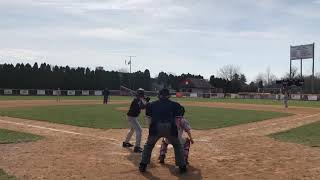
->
<box><xmin>134</xmin><ymin>146</ymin><xmax>143</xmax><ymax>153</ymax></box>
<box><xmin>179</xmin><ymin>166</ymin><xmax>187</xmax><ymax>174</ymax></box>
<box><xmin>139</xmin><ymin>163</ymin><xmax>147</xmax><ymax>172</ymax></box>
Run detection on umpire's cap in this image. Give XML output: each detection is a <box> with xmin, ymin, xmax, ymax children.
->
<box><xmin>136</xmin><ymin>88</ymin><xmax>145</xmax><ymax>97</ymax></box>
<box><xmin>158</xmin><ymin>88</ymin><xmax>170</xmax><ymax>99</ymax></box>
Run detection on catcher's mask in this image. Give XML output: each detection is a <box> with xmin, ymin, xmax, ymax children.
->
<box><xmin>181</xmin><ymin>106</ymin><xmax>185</xmax><ymax>116</ymax></box>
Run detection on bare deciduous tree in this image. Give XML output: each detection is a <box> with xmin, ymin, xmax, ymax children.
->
<box><xmin>218</xmin><ymin>64</ymin><xmax>240</xmax><ymax>81</ymax></box>
<box><xmin>284</xmin><ymin>66</ymin><xmax>298</xmax><ymax>79</ymax></box>
<box><xmin>255</xmin><ymin>67</ymin><xmax>277</xmax><ymax>86</ymax></box>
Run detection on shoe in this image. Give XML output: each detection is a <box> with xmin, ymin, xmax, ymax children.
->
<box><xmin>159</xmin><ymin>155</ymin><xmax>165</xmax><ymax>164</ymax></box>
<box><xmin>134</xmin><ymin>146</ymin><xmax>143</xmax><ymax>153</ymax></box>
<box><xmin>139</xmin><ymin>163</ymin><xmax>147</xmax><ymax>172</ymax></box>
<box><xmin>122</xmin><ymin>142</ymin><xmax>134</xmax><ymax>148</ymax></box>
<box><xmin>179</xmin><ymin>166</ymin><xmax>187</xmax><ymax>174</ymax></box>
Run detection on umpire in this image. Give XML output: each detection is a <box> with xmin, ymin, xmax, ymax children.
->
<box><xmin>139</xmin><ymin>88</ymin><xmax>187</xmax><ymax>173</ymax></box>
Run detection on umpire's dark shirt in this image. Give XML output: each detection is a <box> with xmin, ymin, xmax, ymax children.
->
<box><xmin>146</xmin><ymin>99</ymin><xmax>183</xmax><ymax>136</ymax></box>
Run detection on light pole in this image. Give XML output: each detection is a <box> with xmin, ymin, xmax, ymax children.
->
<box><xmin>126</xmin><ymin>56</ymin><xmax>135</xmax><ymax>89</ymax></box>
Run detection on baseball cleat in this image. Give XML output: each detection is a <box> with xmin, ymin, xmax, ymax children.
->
<box><xmin>179</xmin><ymin>166</ymin><xmax>187</xmax><ymax>174</ymax></box>
<box><xmin>122</xmin><ymin>142</ymin><xmax>134</xmax><ymax>148</ymax></box>
<box><xmin>134</xmin><ymin>146</ymin><xmax>143</xmax><ymax>153</ymax></box>
<box><xmin>139</xmin><ymin>163</ymin><xmax>147</xmax><ymax>172</ymax></box>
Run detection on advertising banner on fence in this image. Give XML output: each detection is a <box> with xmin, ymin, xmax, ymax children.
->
<box><xmin>308</xmin><ymin>95</ymin><xmax>318</xmax><ymax>101</ymax></box>
<box><xmin>290</xmin><ymin>44</ymin><xmax>314</xmax><ymax>60</ymax></box>
<box><xmin>94</xmin><ymin>90</ymin><xmax>102</xmax><ymax>96</ymax></box>
<box><xmin>67</xmin><ymin>90</ymin><xmax>75</xmax><ymax>96</ymax></box>
<box><xmin>291</xmin><ymin>94</ymin><xmax>301</xmax><ymax>100</ymax></box>
<box><xmin>231</xmin><ymin>94</ymin><xmax>239</xmax><ymax>99</ymax></box>
<box><xmin>211</xmin><ymin>93</ymin><xmax>224</xmax><ymax>99</ymax></box>
<box><xmin>37</xmin><ymin>90</ymin><xmax>46</xmax><ymax>95</ymax></box>
<box><xmin>20</xmin><ymin>89</ymin><xmax>29</xmax><ymax>95</ymax></box>
<box><xmin>4</xmin><ymin>89</ymin><xmax>12</xmax><ymax>95</ymax></box>
<box><xmin>190</xmin><ymin>93</ymin><xmax>198</xmax><ymax>98</ymax></box>
<box><xmin>82</xmin><ymin>90</ymin><xmax>89</xmax><ymax>96</ymax></box>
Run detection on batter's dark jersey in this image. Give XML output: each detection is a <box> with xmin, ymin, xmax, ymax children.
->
<box><xmin>127</xmin><ymin>98</ymin><xmax>146</xmax><ymax>117</ymax></box>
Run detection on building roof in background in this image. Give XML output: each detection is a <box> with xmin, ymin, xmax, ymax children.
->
<box><xmin>180</xmin><ymin>78</ymin><xmax>213</xmax><ymax>89</ymax></box>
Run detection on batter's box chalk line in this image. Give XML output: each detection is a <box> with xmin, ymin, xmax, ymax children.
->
<box><xmin>0</xmin><ymin>119</ymin><xmax>119</xmax><ymax>145</ymax></box>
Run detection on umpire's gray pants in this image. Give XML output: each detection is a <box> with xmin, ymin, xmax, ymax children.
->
<box><xmin>124</xmin><ymin>116</ymin><xmax>142</xmax><ymax>147</ymax></box>
<box><xmin>141</xmin><ymin>122</ymin><xmax>186</xmax><ymax>167</ymax></box>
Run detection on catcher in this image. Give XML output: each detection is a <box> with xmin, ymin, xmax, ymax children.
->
<box><xmin>158</xmin><ymin>106</ymin><xmax>194</xmax><ymax>165</ymax></box>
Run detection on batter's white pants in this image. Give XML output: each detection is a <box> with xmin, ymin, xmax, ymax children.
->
<box><xmin>124</xmin><ymin>116</ymin><xmax>142</xmax><ymax>147</ymax></box>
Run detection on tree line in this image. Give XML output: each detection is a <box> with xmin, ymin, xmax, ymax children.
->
<box><xmin>0</xmin><ymin>63</ymin><xmax>150</xmax><ymax>90</ymax></box>
<box><xmin>0</xmin><ymin>62</ymin><xmax>257</xmax><ymax>93</ymax></box>
<box><xmin>1</xmin><ymin>62</ymin><xmax>318</xmax><ymax>93</ymax></box>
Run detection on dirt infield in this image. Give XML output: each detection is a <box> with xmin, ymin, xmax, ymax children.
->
<box><xmin>0</xmin><ymin>100</ymin><xmax>320</xmax><ymax>180</ymax></box>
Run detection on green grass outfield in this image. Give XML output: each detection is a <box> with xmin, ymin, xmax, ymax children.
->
<box><xmin>1</xmin><ymin>95</ymin><xmax>320</xmax><ymax>108</ymax></box>
<box><xmin>0</xmin><ymin>104</ymin><xmax>291</xmax><ymax>130</ymax></box>
<box><xmin>270</xmin><ymin>121</ymin><xmax>320</xmax><ymax>147</ymax></box>
<box><xmin>0</xmin><ymin>128</ymin><xmax>42</xmax><ymax>144</ymax></box>
<box><xmin>0</xmin><ymin>169</ymin><xmax>16</xmax><ymax>180</ymax></box>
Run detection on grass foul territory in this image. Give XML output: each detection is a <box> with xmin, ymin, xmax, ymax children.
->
<box><xmin>270</xmin><ymin>121</ymin><xmax>320</xmax><ymax>147</ymax></box>
<box><xmin>0</xmin><ymin>104</ymin><xmax>291</xmax><ymax>130</ymax></box>
<box><xmin>0</xmin><ymin>128</ymin><xmax>42</xmax><ymax>144</ymax></box>
<box><xmin>0</xmin><ymin>169</ymin><xmax>16</xmax><ymax>180</ymax></box>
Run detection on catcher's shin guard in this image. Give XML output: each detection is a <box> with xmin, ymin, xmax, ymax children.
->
<box><xmin>159</xmin><ymin>138</ymin><xmax>169</xmax><ymax>156</ymax></box>
<box><xmin>184</xmin><ymin>138</ymin><xmax>191</xmax><ymax>164</ymax></box>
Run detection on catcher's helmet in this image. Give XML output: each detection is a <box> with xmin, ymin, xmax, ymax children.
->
<box><xmin>158</xmin><ymin>88</ymin><xmax>170</xmax><ymax>99</ymax></box>
<box><xmin>180</xmin><ymin>106</ymin><xmax>185</xmax><ymax>116</ymax></box>
<box><xmin>136</xmin><ymin>88</ymin><xmax>145</xmax><ymax>97</ymax></box>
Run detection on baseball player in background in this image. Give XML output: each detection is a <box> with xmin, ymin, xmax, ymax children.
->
<box><xmin>158</xmin><ymin>106</ymin><xmax>194</xmax><ymax>165</ymax></box>
<box><xmin>56</xmin><ymin>88</ymin><xmax>61</xmax><ymax>102</ymax></box>
<box><xmin>284</xmin><ymin>90</ymin><xmax>289</xmax><ymax>108</ymax></box>
<box><xmin>103</xmin><ymin>88</ymin><xmax>110</xmax><ymax>104</ymax></box>
<box><xmin>122</xmin><ymin>88</ymin><xmax>149</xmax><ymax>153</ymax></box>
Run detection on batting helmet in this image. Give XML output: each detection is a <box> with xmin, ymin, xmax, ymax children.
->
<box><xmin>136</xmin><ymin>88</ymin><xmax>145</xmax><ymax>97</ymax></box>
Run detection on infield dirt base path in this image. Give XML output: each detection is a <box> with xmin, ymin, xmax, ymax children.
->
<box><xmin>0</xmin><ymin>100</ymin><xmax>320</xmax><ymax>180</ymax></box>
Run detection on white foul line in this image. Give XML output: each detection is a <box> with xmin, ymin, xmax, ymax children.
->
<box><xmin>0</xmin><ymin>119</ymin><xmax>119</xmax><ymax>143</ymax></box>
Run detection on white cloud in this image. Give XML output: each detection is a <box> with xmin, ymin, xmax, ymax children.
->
<box><xmin>166</xmin><ymin>28</ymin><xmax>287</xmax><ymax>40</ymax></box>
<box><xmin>313</xmin><ymin>0</ymin><xmax>320</xmax><ymax>4</ymax></box>
<box><xmin>11</xmin><ymin>0</ymin><xmax>188</xmax><ymax>18</ymax></box>
<box><xmin>78</xmin><ymin>27</ymin><xmax>144</xmax><ymax>40</ymax></box>
<box><xmin>0</xmin><ymin>48</ymin><xmax>46</xmax><ymax>61</ymax></box>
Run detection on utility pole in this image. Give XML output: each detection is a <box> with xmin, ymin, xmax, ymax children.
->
<box><xmin>126</xmin><ymin>56</ymin><xmax>135</xmax><ymax>89</ymax></box>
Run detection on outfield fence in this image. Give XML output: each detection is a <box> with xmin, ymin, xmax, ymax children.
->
<box><xmin>175</xmin><ymin>92</ymin><xmax>320</xmax><ymax>101</ymax></box>
<box><xmin>1</xmin><ymin>88</ymin><xmax>320</xmax><ymax>101</ymax></box>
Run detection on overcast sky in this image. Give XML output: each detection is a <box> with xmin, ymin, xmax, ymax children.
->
<box><xmin>0</xmin><ymin>0</ymin><xmax>319</xmax><ymax>81</ymax></box>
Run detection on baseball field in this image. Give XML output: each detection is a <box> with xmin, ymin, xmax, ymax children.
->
<box><xmin>0</xmin><ymin>96</ymin><xmax>320</xmax><ymax>179</ymax></box>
